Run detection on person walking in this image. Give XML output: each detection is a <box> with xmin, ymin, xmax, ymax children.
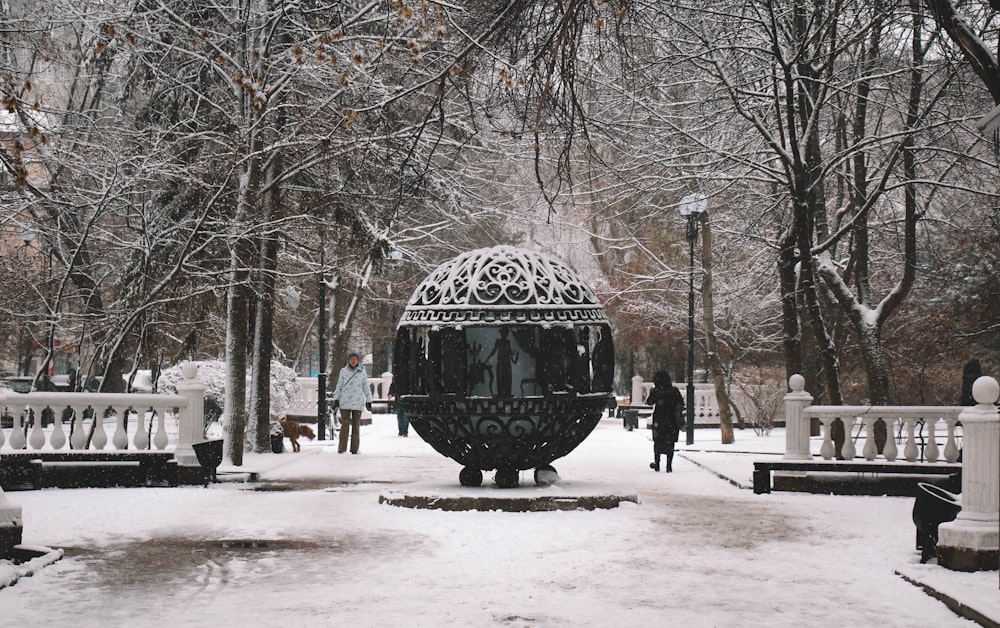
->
<box><xmin>331</xmin><ymin>351</ymin><xmax>372</xmax><ymax>454</ymax></box>
<box><xmin>646</xmin><ymin>370</ymin><xmax>685</xmax><ymax>472</ymax></box>
<box><xmin>388</xmin><ymin>381</ymin><xmax>408</xmax><ymax>437</ymax></box>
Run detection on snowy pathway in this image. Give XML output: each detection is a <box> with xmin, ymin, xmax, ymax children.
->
<box><xmin>1</xmin><ymin>416</ymin><xmax>991</xmax><ymax>627</ymax></box>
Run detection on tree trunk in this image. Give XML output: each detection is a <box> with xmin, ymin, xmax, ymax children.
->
<box><xmin>250</xmin><ymin>231</ymin><xmax>278</xmax><ymax>452</ymax></box>
<box><xmin>698</xmin><ymin>212</ymin><xmax>734</xmax><ymax>444</ymax></box>
<box><xmin>225</xmin><ymin>271</ymin><xmax>251</xmax><ymax>466</ymax></box>
<box><xmin>777</xmin><ymin>233</ymin><xmax>802</xmax><ymax>383</ymax></box>
<box><xmin>225</xmin><ymin>146</ymin><xmax>261</xmax><ymax>465</ymax></box>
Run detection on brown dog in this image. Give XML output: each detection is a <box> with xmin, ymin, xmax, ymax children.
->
<box><xmin>280</xmin><ymin>418</ymin><xmax>316</xmax><ymax>452</ymax></box>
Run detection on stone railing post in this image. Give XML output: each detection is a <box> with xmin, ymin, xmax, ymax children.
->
<box><xmin>382</xmin><ymin>372</ymin><xmax>394</xmax><ymax>397</ymax></box>
<box><xmin>937</xmin><ymin>376</ymin><xmax>999</xmax><ymax>572</ymax></box>
<box><xmin>0</xmin><ymin>392</ymin><xmax>22</xmax><ymax>558</ymax></box>
<box><xmin>173</xmin><ymin>362</ymin><xmax>206</xmax><ymax>471</ymax></box>
<box><xmin>784</xmin><ymin>374</ymin><xmax>814</xmax><ymax>460</ymax></box>
<box><xmin>631</xmin><ymin>375</ymin><xmax>644</xmax><ymax>405</ymax></box>
<box><xmin>0</xmin><ymin>390</ymin><xmax>22</xmax><ymax>558</ymax></box>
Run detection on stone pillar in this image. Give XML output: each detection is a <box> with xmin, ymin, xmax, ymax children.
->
<box><xmin>783</xmin><ymin>374</ymin><xmax>814</xmax><ymax>461</ymax></box>
<box><xmin>631</xmin><ymin>375</ymin><xmax>644</xmax><ymax>405</ymax></box>
<box><xmin>937</xmin><ymin>376</ymin><xmax>999</xmax><ymax>572</ymax></box>
<box><xmin>173</xmin><ymin>363</ymin><xmax>206</xmax><ymax>481</ymax></box>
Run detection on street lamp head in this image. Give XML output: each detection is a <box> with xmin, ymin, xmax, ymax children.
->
<box><xmin>678</xmin><ymin>193</ymin><xmax>708</xmax><ymax>217</ymax></box>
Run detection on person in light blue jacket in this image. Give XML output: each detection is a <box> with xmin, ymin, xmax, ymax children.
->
<box><xmin>332</xmin><ymin>352</ymin><xmax>372</xmax><ymax>454</ymax></box>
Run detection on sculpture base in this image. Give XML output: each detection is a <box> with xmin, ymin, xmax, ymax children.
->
<box><xmin>936</xmin><ymin>544</ymin><xmax>999</xmax><ymax>572</ymax></box>
<box><xmin>379</xmin><ymin>481</ymin><xmax>638</xmax><ymax>512</ymax></box>
<box><xmin>937</xmin><ymin>519</ymin><xmax>999</xmax><ymax>571</ymax></box>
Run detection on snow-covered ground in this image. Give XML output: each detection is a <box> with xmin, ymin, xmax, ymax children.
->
<box><xmin>1</xmin><ymin>414</ymin><xmax>997</xmax><ymax>627</ymax></box>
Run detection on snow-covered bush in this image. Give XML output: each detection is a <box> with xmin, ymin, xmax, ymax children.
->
<box><xmin>158</xmin><ymin>360</ymin><xmax>300</xmax><ymax>422</ymax></box>
<box><xmin>733</xmin><ymin>367</ymin><xmax>784</xmax><ymax>436</ymax></box>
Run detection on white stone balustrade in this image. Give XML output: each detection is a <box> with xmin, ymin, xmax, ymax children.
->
<box><xmin>784</xmin><ymin>373</ymin><xmax>999</xmax><ymax>573</ymax></box>
<box><xmin>0</xmin><ymin>363</ymin><xmax>205</xmax><ymax>559</ymax></box>
<box><xmin>1</xmin><ymin>394</ymin><xmax>181</xmax><ymax>452</ymax></box>
<box><xmin>784</xmin><ymin>375</ymin><xmax>966</xmax><ymax>463</ymax></box>
<box><xmin>288</xmin><ymin>377</ymin><xmax>321</xmax><ymax>418</ymax></box>
<box><xmin>0</xmin><ymin>362</ymin><xmax>204</xmax><ymax>460</ymax></box>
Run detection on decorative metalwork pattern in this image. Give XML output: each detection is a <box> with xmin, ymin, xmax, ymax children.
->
<box><xmin>399</xmin><ymin>246</ymin><xmax>608</xmax><ymax>326</ymax></box>
<box><xmin>400</xmin><ymin>394</ymin><xmax>609</xmax><ymax>473</ymax></box>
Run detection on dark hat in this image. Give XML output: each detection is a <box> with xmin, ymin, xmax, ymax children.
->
<box><xmin>348</xmin><ymin>351</ymin><xmax>360</xmax><ymax>360</ymax></box>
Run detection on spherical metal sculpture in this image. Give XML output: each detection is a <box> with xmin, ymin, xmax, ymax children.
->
<box><xmin>393</xmin><ymin>245</ymin><xmax>614</xmax><ymax>488</ymax></box>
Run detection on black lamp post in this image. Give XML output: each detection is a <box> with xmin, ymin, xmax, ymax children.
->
<box><xmin>317</xmin><ymin>247</ymin><xmax>328</xmax><ymax>441</ymax></box>
<box><xmin>679</xmin><ymin>193</ymin><xmax>706</xmax><ymax>445</ymax></box>
<box><xmin>317</xmin><ymin>279</ymin><xmax>327</xmax><ymax>440</ymax></box>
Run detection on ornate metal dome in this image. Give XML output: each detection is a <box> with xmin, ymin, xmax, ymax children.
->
<box><xmin>393</xmin><ymin>245</ymin><xmax>615</xmax><ymax>488</ymax></box>
<box><xmin>398</xmin><ymin>245</ymin><xmax>609</xmax><ymax>326</ymax></box>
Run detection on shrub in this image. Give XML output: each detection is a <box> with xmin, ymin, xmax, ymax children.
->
<box><xmin>159</xmin><ymin>360</ymin><xmax>300</xmax><ymax>422</ymax></box>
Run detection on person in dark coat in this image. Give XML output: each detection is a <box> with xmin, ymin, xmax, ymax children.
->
<box><xmin>646</xmin><ymin>370</ymin><xmax>685</xmax><ymax>472</ymax></box>
<box><xmin>960</xmin><ymin>358</ymin><xmax>982</xmax><ymax>406</ymax></box>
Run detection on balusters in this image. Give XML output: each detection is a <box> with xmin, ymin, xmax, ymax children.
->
<box><xmin>902</xmin><ymin>417</ymin><xmax>919</xmax><ymax>462</ymax></box>
<box><xmin>819</xmin><ymin>417</ymin><xmax>835</xmax><ymax>459</ymax></box>
<box><xmin>50</xmin><ymin>406</ymin><xmax>67</xmax><ymax>450</ymax></box>
<box><xmin>943</xmin><ymin>417</ymin><xmax>960</xmax><ymax>463</ymax></box>
<box><xmin>882</xmin><ymin>417</ymin><xmax>898</xmax><ymax>461</ymax></box>
<box><xmin>840</xmin><ymin>417</ymin><xmax>857</xmax><ymax>460</ymax></box>
<box><xmin>134</xmin><ymin>408</ymin><xmax>150</xmax><ymax>450</ymax></box>
<box><xmin>862</xmin><ymin>417</ymin><xmax>879</xmax><ymax>460</ymax></box>
<box><xmin>153</xmin><ymin>409</ymin><xmax>169</xmax><ymax>450</ymax></box>
<box><xmin>71</xmin><ymin>406</ymin><xmax>90</xmax><ymax>449</ymax></box>
<box><xmin>28</xmin><ymin>405</ymin><xmax>46</xmax><ymax>449</ymax></box>
<box><xmin>112</xmin><ymin>407</ymin><xmax>129</xmax><ymax>449</ymax></box>
<box><xmin>8</xmin><ymin>405</ymin><xmax>25</xmax><ymax>449</ymax></box>
<box><xmin>91</xmin><ymin>407</ymin><xmax>109</xmax><ymax>450</ymax></box>
<box><xmin>1</xmin><ymin>372</ymin><xmax>196</xmax><ymax>452</ymax></box>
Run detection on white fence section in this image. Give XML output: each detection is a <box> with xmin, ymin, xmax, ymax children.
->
<box><xmin>0</xmin><ymin>362</ymin><xmax>206</xmax><ymax>467</ymax></box>
<box><xmin>784</xmin><ymin>373</ymin><xmax>999</xmax><ymax>572</ymax></box>
<box><xmin>783</xmin><ymin>374</ymin><xmax>969</xmax><ymax>464</ymax></box>
<box><xmin>287</xmin><ymin>377</ymin><xmax>321</xmax><ymax>418</ymax></box>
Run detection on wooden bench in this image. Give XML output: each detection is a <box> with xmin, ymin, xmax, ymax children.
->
<box><xmin>752</xmin><ymin>459</ymin><xmax>961</xmax><ymax>494</ymax></box>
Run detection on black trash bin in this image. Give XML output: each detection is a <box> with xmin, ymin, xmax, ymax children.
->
<box><xmin>269</xmin><ymin>422</ymin><xmax>284</xmax><ymax>453</ymax></box>
<box><xmin>270</xmin><ymin>433</ymin><xmax>284</xmax><ymax>453</ymax></box>
<box><xmin>912</xmin><ymin>482</ymin><xmax>961</xmax><ymax>563</ymax></box>
<box><xmin>192</xmin><ymin>439</ymin><xmax>224</xmax><ymax>485</ymax></box>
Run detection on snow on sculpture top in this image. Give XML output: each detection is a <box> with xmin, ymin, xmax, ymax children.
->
<box><xmin>398</xmin><ymin>245</ymin><xmax>609</xmax><ymax>326</ymax></box>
